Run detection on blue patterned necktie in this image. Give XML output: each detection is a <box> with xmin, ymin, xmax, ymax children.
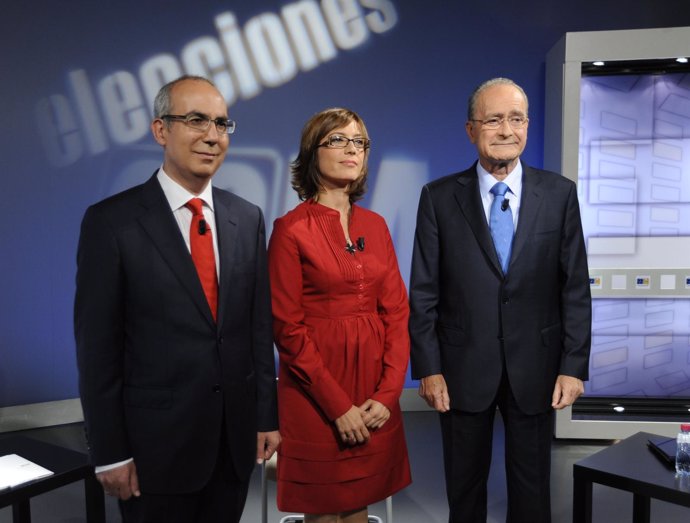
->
<box><xmin>489</xmin><ymin>182</ymin><xmax>514</xmax><ymax>274</ymax></box>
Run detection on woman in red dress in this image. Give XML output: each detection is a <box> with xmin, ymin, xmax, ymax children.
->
<box><xmin>268</xmin><ymin>108</ymin><xmax>411</xmax><ymax>522</ymax></box>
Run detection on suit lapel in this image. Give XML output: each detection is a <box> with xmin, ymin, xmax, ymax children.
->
<box><xmin>510</xmin><ymin>165</ymin><xmax>545</xmax><ymax>267</ymax></box>
<box><xmin>136</xmin><ymin>175</ymin><xmax>216</xmax><ymax>327</ymax></box>
<box><xmin>213</xmin><ymin>188</ymin><xmax>239</xmax><ymax>330</ymax></box>
<box><xmin>453</xmin><ymin>166</ymin><xmax>503</xmax><ymax>275</ymax></box>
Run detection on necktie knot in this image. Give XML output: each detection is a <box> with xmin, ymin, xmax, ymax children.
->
<box><xmin>185</xmin><ymin>198</ymin><xmax>204</xmax><ymax>216</ymax></box>
<box><xmin>490</xmin><ymin>182</ymin><xmax>509</xmax><ymax>198</ymax></box>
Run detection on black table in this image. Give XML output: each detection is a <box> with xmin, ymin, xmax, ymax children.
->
<box><xmin>0</xmin><ymin>436</ymin><xmax>105</xmax><ymax>523</ymax></box>
<box><xmin>573</xmin><ymin>431</ymin><xmax>690</xmax><ymax>523</ymax></box>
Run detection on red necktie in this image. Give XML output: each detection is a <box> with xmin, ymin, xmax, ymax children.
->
<box><xmin>185</xmin><ymin>198</ymin><xmax>218</xmax><ymax>321</ymax></box>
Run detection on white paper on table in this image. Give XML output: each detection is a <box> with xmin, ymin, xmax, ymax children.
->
<box><xmin>0</xmin><ymin>454</ymin><xmax>54</xmax><ymax>489</ymax></box>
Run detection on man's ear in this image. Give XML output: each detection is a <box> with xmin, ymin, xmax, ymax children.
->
<box><xmin>465</xmin><ymin>121</ymin><xmax>476</xmax><ymax>144</ymax></box>
<box><xmin>151</xmin><ymin>119</ymin><xmax>167</xmax><ymax>146</ymax></box>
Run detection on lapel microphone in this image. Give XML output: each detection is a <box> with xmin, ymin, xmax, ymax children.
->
<box><xmin>501</xmin><ymin>199</ymin><xmax>510</xmax><ymax>212</ymax></box>
<box><xmin>345</xmin><ymin>237</ymin><xmax>366</xmax><ymax>254</ymax></box>
<box><xmin>198</xmin><ymin>219</ymin><xmax>208</xmax><ymax>235</ymax></box>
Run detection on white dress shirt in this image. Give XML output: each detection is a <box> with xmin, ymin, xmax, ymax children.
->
<box><xmin>476</xmin><ymin>160</ymin><xmax>523</xmax><ymax>232</ymax></box>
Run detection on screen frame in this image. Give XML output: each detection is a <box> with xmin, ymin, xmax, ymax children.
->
<box><xmin>545</xmin><ymin>26</ymin><xmax>690</xmax><ymax>440</ymax></box>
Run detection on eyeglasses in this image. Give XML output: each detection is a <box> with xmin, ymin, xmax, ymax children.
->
<box><xmin>161</xmin><ymin>113</ymin><xmax>236</xmax><ymax>135</ymax></box>
<box><xmin>469</xmin><ymin>116</ymin><xmax>528</xmax><ymax>130</ymax></box>
<box><xmin>318</xmin><ymin>134</ymin><xmax>370</xmax><ymax>150</ymax></box>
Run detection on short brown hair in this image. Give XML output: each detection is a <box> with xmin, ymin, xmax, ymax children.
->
<box><xmin>290</xmin><ymin>108</ymin><xmax>370</xmax><ymax>202</ymax></box>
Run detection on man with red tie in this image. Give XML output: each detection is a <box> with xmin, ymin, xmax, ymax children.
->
<box><xmin>75</xmin><ymin>75</ymin><xmax>280</xmax><ymax>522</ymax></box>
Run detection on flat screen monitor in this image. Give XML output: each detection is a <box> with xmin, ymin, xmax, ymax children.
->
<box><xmin>576</xmin><ymin>61</ymin><xmax>690</xmax><ymax>419</ymax></box>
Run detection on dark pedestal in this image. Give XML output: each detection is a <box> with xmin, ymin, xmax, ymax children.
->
<box><xmin>0</xmin><ymin>436</ymin><xmax>104</xmax><ymax>523</ymax></box>
<box><xmin>573</xmin><ymin>431</ymin><xmax>690</xmax><ymax>523</ymax></box>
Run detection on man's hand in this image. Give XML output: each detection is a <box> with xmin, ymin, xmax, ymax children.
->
<box><xmin>335</xmin><ymin>405</ymin><xmax>370</xmax><ymax>445</ymax></box>
<box><xmin>419</xmin><ymin>374</ymin><xmax>450</xmax><ymax>412</ymax></box>
<box><xmin>256</xmin><ymin>431</ymin><xmax>281</xmax><ymax>464</ymax></box>
<box><xmin>97</xmin><ymin>461</ymin><xmax>140</xmax><ymax>500</ymax></box>
<box><xmin>551</xmin><ymin>374</ymin><xmax>584</xmax><ymax>410</ymax></box>
<box><xmin>359</xmin><ymin>399</ymin><xmax>391</xmax><ymax>430</ymax></box>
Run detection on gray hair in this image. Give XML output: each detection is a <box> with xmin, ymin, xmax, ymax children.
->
<box><xmin>467</xmin><ymin>78</ymin><xmax>529</xmax><ymax>121</ymax></box>
<box><xmin>153</xmin><ymin>75</ymin><xmax>217</xmax><ymax>118</ymax></box>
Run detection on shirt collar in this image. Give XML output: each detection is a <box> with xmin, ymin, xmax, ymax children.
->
<box><xmin>476</xmin><ymin>160</ymin><xmax>523</xmax><ymax>197</ymax></box>
<box><xmin>156</xmin><ymin>167</ymin><xmax>215</xmax><ymax>212</ymax></box>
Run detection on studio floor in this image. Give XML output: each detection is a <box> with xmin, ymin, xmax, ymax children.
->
<box><xmin>1</xmin><ymin>410</ymin><xmax>688</xmax><ymax>522</ymax></box>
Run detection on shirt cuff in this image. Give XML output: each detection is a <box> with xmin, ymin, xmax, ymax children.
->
<box><xmin>94</xmin><ymin>457</ymin><xmax>133</xmax><ymax>474</ymax></box>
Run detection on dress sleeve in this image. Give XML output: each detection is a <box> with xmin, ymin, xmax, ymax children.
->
<box><xmin>268</xmin><ymin>218</ymin><xmax>353</xmax><ymax>421</ymax></box>
<box><xmin>371</xmin><ymin>222</ymin><xmax>410</xmax><ymax>410</ymax></box>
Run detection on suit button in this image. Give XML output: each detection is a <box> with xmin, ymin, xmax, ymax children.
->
<box><xmin>218</xmin><ymin>337</ymin><xmax>224</xmax><ymax>344</ymax></box>
<box><xmin>502</xmin><ymin>298</ymin><xmax>509</xmax><ymax>304</ymax></box>
<box><xmin>212</xmin><ymin>384</ymin><xmax>221</xmax><ymax>393</ymax></box>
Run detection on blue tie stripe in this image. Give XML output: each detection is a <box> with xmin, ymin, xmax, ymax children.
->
<box><xmin>489</xmin><ymin>182</ymin><xmax>514</xmax><ymax>274</ymax></box>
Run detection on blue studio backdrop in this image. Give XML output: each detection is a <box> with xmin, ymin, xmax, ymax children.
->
<box><xmin>2</xmin><ymin>0</ymin><xmax>690</xmax><ymax>410</ymax></box>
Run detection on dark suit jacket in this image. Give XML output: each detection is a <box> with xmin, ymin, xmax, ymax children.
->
<box><xmin>74</xmin><ymin>173</ymin><xmax>278</xmax><ymax>494</ymax></box>
<box><xmin>409</xmin><ymin>163</ymin><xmax>591</xmax><ymax>415</ymax></box>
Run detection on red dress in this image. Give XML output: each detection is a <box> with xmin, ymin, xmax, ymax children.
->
<box><xmin>268</xmin><ymin>200</ymin><xmax>412</xmax><ymax>513</ymax></box>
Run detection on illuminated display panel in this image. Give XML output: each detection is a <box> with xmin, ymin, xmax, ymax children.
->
<box><xmin>544</xmin><ymin>29</ymin><xmax>690</xmax><ymax>437</ymax></box>
<box><xmin>579</xmin><ymin>68</ymin><xmax>690</xmax><ymax>401</ymax></box>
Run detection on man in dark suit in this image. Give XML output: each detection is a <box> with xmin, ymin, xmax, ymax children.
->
<box><xmin>409</xmin><ymin>78</ymin><xmax>591</xmax><ymax>523</ymax></box>
<box><xmin>75</xmin><ymin>75</ymin><xmax>280</xmax><ymax>523</ymax></box>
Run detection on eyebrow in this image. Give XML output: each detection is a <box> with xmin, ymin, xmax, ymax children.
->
<box><xmin>189</xmin><ymin>111</ymin><xmax>230</xmax><ymax>120</ymax></box>
<box><xmin>485</xmin><ymin>110</ymin><xmax>526</xmax><ymax>117</ymax></box>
